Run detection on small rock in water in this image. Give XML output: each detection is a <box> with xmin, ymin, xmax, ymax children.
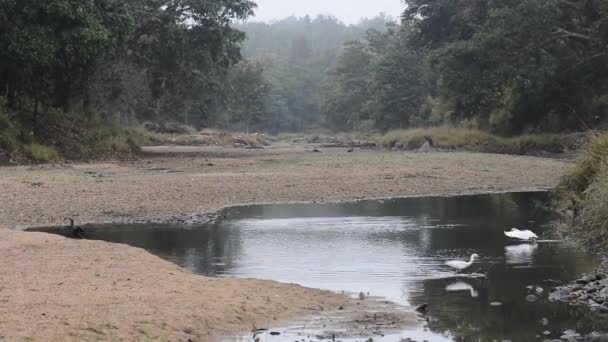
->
<box><xmin>270</xmin><ymin>332</ymin><xmax>281</xmax><ymax>336</ymax></box>
<box><xmin>490</xmin><ymin>302</ymin><xmax>503</xmax><ymax>307</ymax></box>
<box><xmin>543</xmin><ymin>330</ymin><xmax>551</xmax><ymax>336</ymax></box>
<box><xmin>540</xmin><ymin>317</ymin><xmax>549</xmax><ymax>326</ymax></box>
<box><xmin>561</xmin><ymin>330</ymin><xmax>581</xmax><ymax>340</ymax></box>
<box><xmin>576</xmin><ymin>278</ymin><xmax>590</xmax><ymax>285</ymax></box>
<box><xmin>536</xmin><ymin>287</ymin><xmax>544</xmax><ymax>294</ymax></box>
<box><xmin>526</xmin><ymin>294</ymin><xmax>538</xmax><ymax>302</ymax></box>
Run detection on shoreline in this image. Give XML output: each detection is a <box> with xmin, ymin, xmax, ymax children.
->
<box><xmin>0</xmin><ymin>146</ymin><xmax>569</xmax><ymax>229</ymax></box>
<box><xmin>0</xmin><ymin>147</ymin><xmax>572</xmax><ymax>341</ymax></box>
<box><xmin>16</xmin><ymin>186</ymin><xmax>553</xmax><ymax>230</ymax></box>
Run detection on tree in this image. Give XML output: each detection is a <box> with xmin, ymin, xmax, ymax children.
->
<box><xmin>226</xmin><ymin>60</ymin><xmax>271</xmax><ymax>133</ymax></box>
<box><xmin>403</xmin><ymin>0</ymin><xmax>608</xmax><ymax>133</ymax></box>
<box><xmin>367</xmin><ymin>25</ymin><xmax>434</xmax><ymax>130</ymax></box>
<box><xmin>321</xmin><ymin>40</ymin><xmax>373</xmax><ymax>131</ymax></box>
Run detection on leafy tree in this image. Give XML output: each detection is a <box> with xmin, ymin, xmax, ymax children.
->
<box><xmin>226</xmin><ymin>60</ymin><xmax>271</xmax><ymax>132</ymax></box>
<box><xmin>321</xmin><ymin>40</ymin><xmax>373</xmax><ymax>130</ymax></box>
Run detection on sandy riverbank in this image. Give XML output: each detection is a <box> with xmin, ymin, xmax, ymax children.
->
<box><xmin>0</xmin><ymin>145</ymin><xmax>569</xmax><ymax>228</ymax></box>
<box><xmin>0</xmin><ymin>145</ymin><xmax>571</xmax><ymax>341</ymax></box>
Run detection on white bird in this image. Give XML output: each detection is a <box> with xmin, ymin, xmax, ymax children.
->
<box><xmin>445</xmin><ymin>254</ymin><xmax>479</xmax><ymax>273</ymax></box>
<box><xmin>505</xmin><ymin>228</ymin><xmax>538</xmax><ymax>241</ymax></box>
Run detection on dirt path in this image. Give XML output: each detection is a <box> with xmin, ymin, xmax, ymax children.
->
<box><xmin>0</xmin><ymin>146</ymin><xmax>570</xmax><ymax>341</ymax></box>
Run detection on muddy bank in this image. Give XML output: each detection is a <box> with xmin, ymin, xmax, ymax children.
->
<box><xmin>0</xmin><ymin>146</ymin><xmax>569</xmax><ymax>228</ymax></box>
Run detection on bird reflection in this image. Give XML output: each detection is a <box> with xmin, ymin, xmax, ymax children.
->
<box><xmin>505</xmin><ymin>243</ymin><xmax>538</xmax><ymax>265</ymax></box>
<box><xmin>446</xmin><ymin>280</ymin><xmax>479</xmax><ymax>297</ymax></box>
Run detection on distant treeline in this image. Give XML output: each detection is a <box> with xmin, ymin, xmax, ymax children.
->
<box><xmin>242</xmin><ymin>0</ymin><xmax>608</xmax><ymax>134</ymax></box>
<box><xmin>2</xmin><ymin>0</ymin><xmax>608</xmax><ymax>154</ymax></box>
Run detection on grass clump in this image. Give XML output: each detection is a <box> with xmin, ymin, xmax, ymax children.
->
<box><xmin>381</xmin><ymin>127</ymin><xmax>499</xmax><ymax>149</ymax></box>
<box><xmin>557</xmin><ymin>133</ymin><xmax>608</xmax><ymax>251</ymax></box>
<box><xmin>380</xmin><ymin>127</ymin><xmax>573</xmax><ymax>154</ymax></box>
<box><xmin>23</xmin><ymin>143</ymin><xmax>60</xmax><ymax>163</ymax></box>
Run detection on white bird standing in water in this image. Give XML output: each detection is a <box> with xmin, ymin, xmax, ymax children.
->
<box><xmin>445</xmin><ymin>254</ymin><xmax>479</xmax><ymax>273</ymax></box>
<box><xmin>505</xmin><ymin>228</ymin><xmax>538</xmax><ymax>241</ymax></box>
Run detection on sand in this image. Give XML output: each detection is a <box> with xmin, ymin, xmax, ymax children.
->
<box><xmin>0</xmin><ymin>145</ymin><xmax>571</xmax><ymax>341</ymax></box>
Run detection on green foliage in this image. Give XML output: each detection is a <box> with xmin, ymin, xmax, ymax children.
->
<box><xmin>404</xmin><ymin>0</ymin><xmax>608</xmax><ymax>134</ymax></box>
<box><xmin>225</xmin><ymin>60</ymin><xmax>271</xmax><ymax>132</ymax></box>
<box><xmin>235</xmin><ymin>15</ymin><xmax>392</xmax><ymax>133</ymax></box>
<box><xmin>321</xmin><ymin>40</ymin><xmax>374</xmax><ymax>130</ymax></box>
<box><xmin>23</xmin><ymin>144</ymin><xmax>60</xmax><ymax>163</ymax></box>
<box><xmin>558</xmin><ymin>133</ymin><xmax>608</xmax><ymax>250</ymax></box>
<box><xmin>0</xmin><ymin>111</ymin><xmax>19</xmax><ymax>152</ymax></box>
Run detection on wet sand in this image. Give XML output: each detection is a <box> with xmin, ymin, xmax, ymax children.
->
<box><xmin>0</xmin><ymin>145</ymin><xmax>570</xmax><ymax>341</ymax></box>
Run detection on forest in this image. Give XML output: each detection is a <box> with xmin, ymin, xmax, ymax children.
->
<box><xmin>1</xmin><ymin>0</ymin><xmax>608</xmax><ymax>159</ymax></box>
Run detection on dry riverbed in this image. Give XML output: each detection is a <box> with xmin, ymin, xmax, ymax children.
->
<box><xmin>0</xmin><ymin>145</ymin><xmax>571</xmax><ymax>341</ymax></box>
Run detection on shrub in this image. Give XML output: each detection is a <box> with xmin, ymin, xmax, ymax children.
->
<box><xmin>381</xmin><ymin>127</ymin><xmax>499</xmax><ymax>149</ymax></box>
<box><xmin>380</xmin><ymin>127</ymin><xmax>572</xmax><ymax>154</ymax></box>
<box><xmin>0</xmin><ymin>111</ymin><xmax>20</xmax><ymax>152</ymax></box>
<box><xmin>557</xmin><ymin>133</ymin><xmax>608</xmax><ymax>251</ymax></box>
<box><xmin>23</xmin><ymin>144</ymin><xmax>60</xmax><ymax>163</ymax></box>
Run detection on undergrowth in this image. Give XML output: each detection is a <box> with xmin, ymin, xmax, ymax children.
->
<box><xmin>556</xmin><ymin>133</ymin><xmax>608</xmax><ymax>251</ymax></box>
<box><xmin>380</xmin><ymin>127</ymin><xmax>579</xmax><ymax>154</ymax></box>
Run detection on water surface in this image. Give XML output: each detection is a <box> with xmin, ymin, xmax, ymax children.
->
<box><xmin>38</xmin><ymin>192</ymin><xmax>607</xmax><ymax>341</ymax></box>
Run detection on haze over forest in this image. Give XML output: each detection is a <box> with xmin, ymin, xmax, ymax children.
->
<box><xmin>1</xmin><ymin>0</ymin><xmax>608</xmax><ymax>160</ymax></box>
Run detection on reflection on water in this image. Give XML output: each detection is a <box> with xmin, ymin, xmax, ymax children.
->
<box><xmin>35</xmin><ymin>192</ymin><xmax>607</xmax><ymax>341</ymax></box>
<box><xmin>446</xmin><ymin>281</ymin><xmax>478</xmax><ymax>298</ymax></box>
<box><xmin>504</xmin><ymin>243</ymin><xmax>538</xmax><ymax>265</ymax></box>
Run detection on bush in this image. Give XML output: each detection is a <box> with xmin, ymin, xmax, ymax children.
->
<box><xmin>23</xmin><ymin>144</ymin><xmax>60</xmax><ymax>163</ymax></box>
<box><xmin>380</xmin><ymin>127</ymin><xmax>573</xmax><ymax>154</ymax></box>
<box><xmin>381</xmin><ymin>127</ymin><xmax>500</xmax><ymax>149</ymax></box>
<box><xmin>0</xmin><ymin>111</ymin><xmax>20</xmax><ymax>152</ymax></box>
<box><xmin>557</xmin><ymin>133</ymin><xmax>608</xmax><ymax>251</ymax></box>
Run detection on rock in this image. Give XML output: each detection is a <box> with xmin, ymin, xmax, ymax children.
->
<box><xmin>490</xmin><ymin>302</ymin><xmax>503</xmax><ymax>307</ymax></box>
<box><xmin>416</xmin><ymin>141</ymin><xmax>437</xmax><ymax>153</ymax></box>
<box><xmin>576</xmin><ymin>278</ymin><xmax>590</xmax><ymax>285</ymax></box>
<box><xmin>526</xmin><ymin>294</ymin><xmax>538</xmax><ymax>302</ymax></box>
<box><xmin>540</xmin><ymin>317</ymin><xmax>549</xmax><ymax>326</ymax></box>
<box><xmin>561</xmin><ymin>330</ymin><xmax>581</xmax><ymax>340</ymax></box>
<box><xmin>599</xmin><ymin>305</ymin><xmax>608</xmax><ymax>313</ymax></box>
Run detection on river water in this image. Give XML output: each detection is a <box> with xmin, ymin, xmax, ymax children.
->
<box><xmin>36</xmin><ymin>192</ymin><xmax>608</xmax><ymax>341</ymax></box>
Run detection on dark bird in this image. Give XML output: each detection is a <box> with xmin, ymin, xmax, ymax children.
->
<box><xmin>67</xmin><ymin>218</ymin><xmax>85</xmax><ymax>239</ymax></box>
<box><xmin>415</xmin><ymin>303</ymin><xmax>428</xmax><ymax>314</ymax></box>
<box><xmin>347</xmin><ymin>147</ymin><xmax>354</xmax><ymax>153</ymax></box>
<box><xmin>312</xmin><ymin>148</ymin><xmax>321</xmax><ymax>153</ymax></box>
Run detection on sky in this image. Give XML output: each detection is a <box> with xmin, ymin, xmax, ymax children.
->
<box><xmin>250</xmin><ymin>0</ymin><xmax>404</xmax><ymax>24</ymax></box>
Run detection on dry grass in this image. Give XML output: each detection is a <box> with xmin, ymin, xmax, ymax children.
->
<box><xmin>380</xmin><ymin>127</ymin><xmax>579</xmax><ymax>154</ymax></box>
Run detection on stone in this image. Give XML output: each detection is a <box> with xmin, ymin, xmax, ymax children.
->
<box><xmin>526</xmin><ymin>294</ymin><xmax>538</xmax><ymax>302</ymax></box>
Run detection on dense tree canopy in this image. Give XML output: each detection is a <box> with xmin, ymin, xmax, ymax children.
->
<box><xmin>3</xmin><ymin>0</ymin><xmax>608</xmax><ymax>157</ymax></box>
<box><xmin>0</xmin><ymin>0</ymin><xmax>256</xmax><ymax>134</ymax></box>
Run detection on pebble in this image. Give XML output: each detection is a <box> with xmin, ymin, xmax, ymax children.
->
<box><xmin>490</xmin><ymin>302</ymin><xmax>502</xmax><ymax>307</ymax></box>
<box><xmin>526</xmin><ymin>294</ymin><xmax>538</xmax><ymax>302</ymax></box>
